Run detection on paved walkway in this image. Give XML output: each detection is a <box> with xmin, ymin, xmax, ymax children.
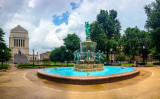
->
<box><xmin>0</xmin><ymin>66</ymin><xmax>160</xmax><ymax>99</ymax></box>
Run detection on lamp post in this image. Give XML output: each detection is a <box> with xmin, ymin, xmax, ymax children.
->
<box><xmin>2</xmin><ymin>50</ymin><xmax>4</xmax><ymax>67</ymax></box>
<box><xmin>142</xmin><ymin>46</ymin><xmax>145</xmax><ymax>63</ymax></box>
<box><xmin>33</xmin><ymin>49</ymin><xmax>34</xmax><ymax>67</ymax></box>
<box><xmin>66</xmin><ymin>49</ymin><xmax>68</xmax><ymax>67</ymax></box>
<box><xmin>110</xmin><ymin>48</ymin><xmax>113</xmax><ymax>65</ymax></box>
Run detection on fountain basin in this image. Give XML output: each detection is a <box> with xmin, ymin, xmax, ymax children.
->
<box><xmin>37</xmin><ymin>66</ymin><xmax>140</xmax><ymax>85</ymax></box>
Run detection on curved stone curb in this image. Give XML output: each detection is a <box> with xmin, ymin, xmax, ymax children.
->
<box><xmin>37</xmin><ymin>67</ymin><xmax>140</xmax><ymax>85</ymax></box>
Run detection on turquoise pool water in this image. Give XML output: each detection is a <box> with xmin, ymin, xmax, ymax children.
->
<box><xmin>43</xmin><ymin>66</ymin><xmax>134</xmax><ymax>76</ymax></box>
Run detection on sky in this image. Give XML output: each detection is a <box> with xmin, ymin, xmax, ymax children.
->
<box><xmin>0</xmin><ymin>0</ymin><xmax>155</xmax><ymax>54</ymax></box>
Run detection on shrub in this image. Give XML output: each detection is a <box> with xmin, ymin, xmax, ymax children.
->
<box><xmin>0</xmin><ymin>64</ymin><xmax>10</xmax><ymax>69</ymax></box>
<box><xmin>153</xmin><ymin>63</ymin><xmax>160</xmax><ymax>65</ymax></box>
<box><xmin>116</xmin><ymin>53</ymin><xmax>127</xmax><ymax>62</ymax></box>
<box><xmin>138</xmin><ymin>63</ymin><xmax>147</xmax><ymax>65</ymax></box>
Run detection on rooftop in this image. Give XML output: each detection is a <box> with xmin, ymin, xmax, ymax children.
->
<box><xmin>11</xmin><ymin>25</ymin><xmax>28</xmax><ymax>32</ymax></box>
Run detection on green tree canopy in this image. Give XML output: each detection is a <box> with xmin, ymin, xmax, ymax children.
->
<box><xmin>122</xmin><ymin>27</ymin><xmax>150</xmax><ymax>62</ymax></box>
<box><xmin>49</xmin><ymin>46</ymin><xmax>67</xmax><ymax>63</ymax></box>
<box><xmin>63</xmin><ymin>33</ymin><xmax>80</xmax><ymax>61</ymax></box>
<box><xmin>145</xmin><ymin>0</ymin><xmax>160</xmax><ymax>30</ymax></box>
<box><xmin>145</xmin><ymin>0</ymin><xmax>160</xmax><ymax>61</ymax></box>
<box><xmin>0</xmin><ymin>28</ymin><xmax>11</xmax><ymax>66</ymax></box>
<box><xmin>90</xmin><ymin>9</ymin><xmax>121</xmax><ymax>64</ymax></box>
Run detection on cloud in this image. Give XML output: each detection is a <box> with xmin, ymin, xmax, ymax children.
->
<box><xmin>0</xmin><ymin>0</ymin><xmax>155</xmax><ymax>54</ymax></box>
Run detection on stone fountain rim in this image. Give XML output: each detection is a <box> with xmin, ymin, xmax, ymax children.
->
<box><xmin>37</xmin><ymin>67</ymin><xmax>140</xmax><ymax>85</ymax></box>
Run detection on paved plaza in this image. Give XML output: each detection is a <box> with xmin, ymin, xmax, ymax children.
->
<box><xmin>0</xmin><ymin>65</ymin><xmax>160</xmax><ymax>99</ymax></box>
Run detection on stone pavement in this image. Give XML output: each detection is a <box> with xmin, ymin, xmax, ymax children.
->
<box><xmin>0</xmin><ymin>66</ymin><xmax>160</xmax><ymax>99</ymax></box>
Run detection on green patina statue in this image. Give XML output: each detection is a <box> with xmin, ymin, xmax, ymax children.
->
<box><xmin>87</xmin><ymin>50</ymin><xmax>90</xmax><ymax>63</ymax></box>
<box><xmin>85</xmin><ymin>22</ymin><xmax>90</xmax><ymax>39</ymax></box>
<box><xmin>101</xmin><ymin>51</ymin><xmax>104</xmax><ymax>63</ymax></box>
<box><xmin>97</xmin><ymin>50</ymin><xmax>104</xmax><ymax>63</ymax></box>
<box><xmin>74</xmin><ymin>51</ymin><xmax>80</xmax><ymax>63</ymax></box>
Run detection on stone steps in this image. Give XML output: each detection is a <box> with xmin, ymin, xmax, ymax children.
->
<box><xmin>14</xmin><ymin>54</ymin><xmax>28</xmax><ymax>64</ymax></box>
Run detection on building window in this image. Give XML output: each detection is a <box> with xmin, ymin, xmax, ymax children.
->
<box><xmin>24</xmin><ymin>40</ymin><xmax>25</xmax><ymax>47</ymax></box>
<box><xmin>16</xmin><ymin>39</ymin><xmax>18</xmax><ymax>47</ymax></box>
<box><xmin>14</xmin><ymin>39</ymin><xmax>15</xmax><ymax>47</ymax></box>
<box><xmin>21</xmin><ymin>39</ymin><xmax>22</xmax><ymax>47</ymax></box>
<box><xmin>19</xmin><ymin>39</ymin><xmax>20</xmax><ymax>47</ymax></box>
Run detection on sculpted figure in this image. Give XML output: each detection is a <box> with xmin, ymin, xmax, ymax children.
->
<box><xmin>73</xmin><ymin>51</ymin><xmax>77</xmax><ymax>63</ymax></box>
<box><xmin>87</xmin><ymin>50</ymin><xmax>90</xmax><ymax>63</ymax></box>
<box><xmin>85</xmin><ymin>22</ymin><xmax>90</xmax><ymax>39</ymax></box>
<box><xmin>97</xmin><ymin>50</ymin><xmax>104</xmax><ymax>63</ymax></box>
<box><xmin>101</xmin><ymin>51</ymin><xmax>104</xmax><ymax>63</ymax></box>
<box><xmin>74</xmin><ymin>51</ymin><xmax>80</xmax><ymax>64</ymax></box>
<box><xmin>77</xmin><ymin>52</ymin><xmax>80</xmax><ymax>63</ymax></box>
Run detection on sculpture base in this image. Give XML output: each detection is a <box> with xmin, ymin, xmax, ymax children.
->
<box><xmin>74</xmin><ymin>64</ymin><xmax>104</xmax><ymax>72</ymax></box>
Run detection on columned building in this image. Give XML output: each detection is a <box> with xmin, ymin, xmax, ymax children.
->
<box><xmin>9</xmin><ymin>25</ymin><xmax>38</xmax><ymax>63</ymax></box>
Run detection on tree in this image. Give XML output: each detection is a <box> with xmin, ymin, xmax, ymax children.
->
<box><xmin>116</xmin><ymin>53</ymin><xmax>126</xmax><ymax>62</ymax></box>
<box><xmin>49</xmin><ymin>46</ymin><xmax>67</xmax><ymax>64</ymax></box>
<box><xmin>138</xmin><ymin>31</ymin><xmax>151</xmax><ymax>63</ymax></box>
<box><xmin>122</xmin><ymin>27</ymin><xmax>140</xmax><ymax>62</ymax></box>
<box><xmin>90</xmin><ymin>9</ymin><xmax>121</xmax><ymax>64</ymax></box>
<box><xmin>145</xmin><ymin>0</ymin><xmax>160</xmax><ymax>30</ymax></box>
<box><xmin>122</xmin><ymin>27</ymin><xmax>151</xmax><ymax>62</ymax></box>
<box><xmin>63</xmin><ymin>33</ymin><xmax>80</xmax><ymax>61</ymax></box>
<box><xmin>0</xmin><ymin>28</ymin><xmax>11</xmax><ymax>67</ymax></box>
<box><xmin>145</xmin><ymin>0</ymin><xmax>160</xmax><ymax>61</ymax></box>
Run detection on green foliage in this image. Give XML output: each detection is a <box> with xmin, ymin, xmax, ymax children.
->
<box><xmin>63</xmin><ymin>33</ymin><xmax>80</xmax><ymax>61</ymax></box>
<box><xmin>42</xmin><ymin>58</ymin><xmax>50</xmax><ymax>61</ymax></box>
<box><xmin>42</xmin><ymin>62</ymin><xmax>51</xmax><ymax>65</ymax></box>
<box><xmin>151</xmin><ymin>47</ymin><xmax>160</xmax><ymax>61</ymax></box>
<box><xmin>153</xmin><ymin>62</ymin><xmax>160</xmax><ymax>65</ymax></box>
<box><xmin>63</xmin><ymin>33</ymin><xmax>80</xmax><ymax>53</ymax></box>
<box><xmin>0</xmin><ymin>64</ymin><xmax>10</xmax><ymax>69</ymax></box>
<box><xmin>144</xmin><ymin>0</ymin><xmax>160</xmax><ymax>30</ymax></box>
<box><xmin>145</xmin><ymin>0</ymin><xmax>160</xmax><ymax>61</ymax></box>
<box><xmin>0</xmin><ymin>28</ymin><xmax>11</xmax><ymax>66</ymax></box>
<box><xmin>90</xmin><ymin>9</ymin><xmax>121</xmax><ymax>63</ymax></box>
<box><xmin>122</xmin><ymin>27</ymin><xmax>151</xmax><ymax>62</ymax></box>
<box><xmin>116</xmin><ymin>53</ymin><xmax>126</xmax><ymax>61</ymax></box>
<box><xmin>50</xmin><ymin>46</ymin><xmax>67</xmax><ymax>63</ymax></box>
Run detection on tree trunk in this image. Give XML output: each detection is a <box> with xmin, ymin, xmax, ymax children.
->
<box><xmin>106</xmin><ymin>52</ymin><xmax>109</xmax><ymax>64</ymax></box>
<box><xmin>2</xmin><ymin>61</ymin><xmax>3</xmax><ymax>67</ymax></box>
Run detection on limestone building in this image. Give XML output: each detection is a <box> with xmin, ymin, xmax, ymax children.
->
<box><xmin>9</xmin><ymin>25</ymin><xmax>38</xmax><ymax>63</ymax></box>
<box><xmin>40</xmin><ymin>51</ymin><xmax>51</xmax><ymax>60</ymax></box>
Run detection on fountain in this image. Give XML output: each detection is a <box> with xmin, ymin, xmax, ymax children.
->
<box><xmin>37</xmin><ymin>22</ymin><xmax>140</xmax><ymax>85</ymax></box>
<box><xmin>74</xmin><ymin>22</ymin><xmax>104</xmax><ymax>72</ymax></box>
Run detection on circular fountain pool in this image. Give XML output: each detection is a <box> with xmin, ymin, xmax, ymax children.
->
<box><xmin>37</xmin><ymin>66</ymin><xmax>140</xmax><ymax>85</ymax></box>
<box><xmin>43</xmin><ymin>66</ymin><xmax>134</xmax><ymax>76</ymax></box>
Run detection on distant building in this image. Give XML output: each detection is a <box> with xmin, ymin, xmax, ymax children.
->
<box><xmin>40</xmin><ymin>51</ymin><xmax>51</xmax><ymax>60</ymax></box>
<box><xmin>9</xmin><ymin>25</ymin><xmax>38</xmax><ymax>63</ymax></box>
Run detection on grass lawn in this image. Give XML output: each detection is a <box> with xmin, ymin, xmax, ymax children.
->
<box><xmin>104</xmin><ymin>63</ymin><xmax>134</xmax><ymax>66</ymax></box>
<box><xmin>17</xmin><ymin>63</ymin><xmax>74</xmax><ymax>68</ymax></box>
<box><xmin>50</xmin><ymin>62</ymin><xmax>74</xmax><ymax>65</ymax></box>
<box><xmin>120</xmin><ymin>63</ymin><xmax>134</xmax><ymax>66</ymax></box>
<box><xmin>0</xmin><ymin>64</ymin><xmax>10</xmax><ymax>69</ymax></box>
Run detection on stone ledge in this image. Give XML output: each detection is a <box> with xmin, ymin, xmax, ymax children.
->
<box><xmin>37</xmin><ymin>67</ymin><xmax>140</xmax><ymax>85</ymax></box>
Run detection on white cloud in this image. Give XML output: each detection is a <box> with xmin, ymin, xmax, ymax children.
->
<box><xmin>0</xmin><ymin>0</ymin><xmax>155</xmax><ymax>54</ymax></box>
<box><xmin>29</xmin><ymin>0</ymin><xmax>35</xmax><ymax>8</ymax></box>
